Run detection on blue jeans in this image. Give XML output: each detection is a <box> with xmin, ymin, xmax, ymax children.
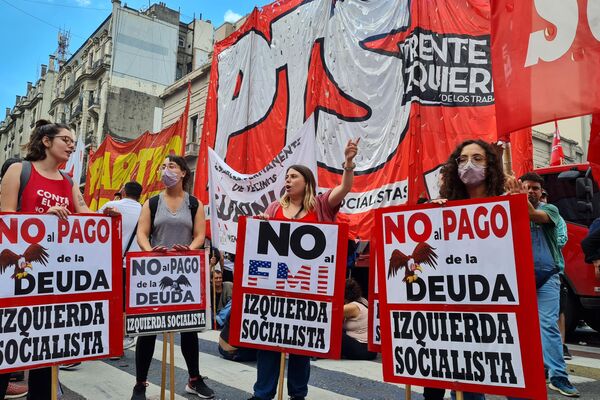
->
<box><xmin>537</xmin><ymin>273</ymin><xmax>568</xmax><ymax>380</ymax></box>
<box><xmin>450</xmin><ymin>391</ymin><xmax>485</xmax><ymax>400</ymax></box>
<box><xmin>254</xmin><ymin>350</ymin><xmax>310</xmax><ymax>399</ymax></box>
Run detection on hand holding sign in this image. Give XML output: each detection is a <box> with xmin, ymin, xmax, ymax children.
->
<box><xmin>47</xmin><ymin>205</ymin><xmax>71</xmax><ymax>220</ymax></box>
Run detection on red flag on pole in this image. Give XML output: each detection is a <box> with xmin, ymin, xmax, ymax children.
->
<box><xmin>550</xmin><ymin>121</ymin><xmax>565</xmax><ymax>166</ymax></box>
<box><xmin>588</xmin><ymin>114</ymin><xmax>600</xmax><ymax>183</ymax></box>
<box><xmin>180</xmin><ymin>81</ymin><xmax>192</xmax><ymax>155</ymax></box>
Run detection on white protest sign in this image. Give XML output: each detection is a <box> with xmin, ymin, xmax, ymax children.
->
<box><xmin>229</xmin><ymin>217</ymin><xmax>348</xmax><ymax>358</ymax></box>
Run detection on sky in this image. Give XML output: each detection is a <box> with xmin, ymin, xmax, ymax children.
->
<box><xmin>0</xmin><ymin>0</ymin><xmax>268</xmax><ymax>114</ymax></box>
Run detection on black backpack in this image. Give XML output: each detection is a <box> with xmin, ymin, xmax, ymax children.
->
<box><xmin>17</xmin><ymin>160</ymin><xmax>73</xmax><ymax>211</ymax></box>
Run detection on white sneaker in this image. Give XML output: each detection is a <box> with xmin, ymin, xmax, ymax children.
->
<box><xmin>123</xmin><ymin>336</ymin><xmax>136</xmax><ymax>350</ymax></box>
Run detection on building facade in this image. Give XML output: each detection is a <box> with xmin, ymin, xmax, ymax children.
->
<box><xmin>159</xmin><ymin>20</ymin><xmax>245</xmax><ymax>178</ymax></box>
<box><xmin>0</xmin><ymin>57</ymin><xmax>58</xmax><ymax>164</ymax></box>
<box><xmin>0</xmin><ymin>0</ymin><xmax>214</xmax><ymax>173</ymax></box>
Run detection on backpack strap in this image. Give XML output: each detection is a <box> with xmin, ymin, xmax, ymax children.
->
<box><xmin>123</xmin><ymin>223</ymin><xmax>138</xmax><ymax>260</ymax></box>
<box><xmin>60</xmin><ymin>170</ymin><xmax>74</xmax><ymax>187</ymax></box>
<box><xmin>17</xmin><ymin>161</ymin><xmax>32</xmax><ymax>211</ymax></box>
<box><xmin>189</xmin><ymin>195</ymin><xmax>199</xmax><ymax>222</ymax></box>
<box><xmin>149</xmin><ymin>195</ymin><xmax>160</xmax><ymax>238</ymax></box>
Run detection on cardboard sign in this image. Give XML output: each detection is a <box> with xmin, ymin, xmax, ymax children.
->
<box><xmin>0</xmin><ymin>213</ymin><xmax>121</xmax><ymax>373</ymax></box>
<box><xmin>375</xmin><ymin>196</ymin><xmax>547</xmax><ymax>398</ymax></box>
<box><xmin>367</xmin><ymin>235</ymin><xmax>381</xmax><ymax>353</ymax></box>
<box><xmin>125</xmin><ymin>251</ymin><xmax>208</xmax><ymax>336</ymax></box>
<box><xmin>229</xmin><ymin>217</ymin><xmax>347</xmax><ymax>358</ymax></box>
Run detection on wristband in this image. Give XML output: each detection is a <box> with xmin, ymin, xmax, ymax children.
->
<box><xmin>342</xmin><ymin>161</ymin><xmax>356</xmax><ymax>171</ymax></box>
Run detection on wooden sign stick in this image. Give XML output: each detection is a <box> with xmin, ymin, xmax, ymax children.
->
<box><xmin>277</xmin><ymin>352</ymin><xmax>286</xmax><ymax>400</ymax></box>
<box><xmin>51</xmin><ymin>365</ymin><xmax>58</xmax><ymax>400</ymax></box>
<box><xmin>160</xmin><ymin>333</ymin><xmax>168</xmax><ymax>400</ymax></box>
<box><xmin>404</xmin><ymin>385</ymin><xmax>411</xmax><ymax>400</ymax></box>
<box><xmin>169</xmin><ymin>332</ymin><xmax>175</xmax><ymax>400</ymax></box>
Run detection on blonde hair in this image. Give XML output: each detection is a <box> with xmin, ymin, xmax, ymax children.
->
<box><xmin>279</xmin><ymin>165</ymin><xmax>317</xmax><ymax>212</ymax></box>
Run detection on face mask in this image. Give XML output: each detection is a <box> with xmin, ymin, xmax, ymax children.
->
<box><xmin>161</xmin><ymin>168</ymin><xmax>180</xmax><ymax>188</ymax></box>
<box><xmin>458</xmin><ymin>161</ymin><xmax>486</xmax><ymax>187</ymax></box>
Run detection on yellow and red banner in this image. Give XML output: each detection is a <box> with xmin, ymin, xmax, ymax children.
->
<box><xmin>85</xmin><ymin>86</ymin><xmax>190</xmax><ymax>210</ymax></box>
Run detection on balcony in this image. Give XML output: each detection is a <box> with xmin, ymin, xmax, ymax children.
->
<box><xmin>64</xmin><ymin>84</ymin><xmax>78</xmax><ymax>101</ymax></box>
<box><xmin>185</xmin><ymin>142</ymin><xmax>200</xmax><ymax>157</ymax></box>
<box><xmin>71</xmin><ymin>103</ymin><xmax>83</xmax><ymax>120</ymax></box>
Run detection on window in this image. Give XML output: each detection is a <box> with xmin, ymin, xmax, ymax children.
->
<box><xmin>189</xmin><ymin>115</ymin><xmax>198</xmax><ymax>143</ymax></box>
<box><xmin>178</xmin><ymin>35</ymin><xmax>185</xmax><ymax>48</ymax></box>
<box><xmin>543</xmin><ymin>172</ymin><xmax>600</xmax><ymax>227</ymax></box>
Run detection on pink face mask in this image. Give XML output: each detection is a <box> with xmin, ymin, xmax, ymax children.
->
<box><xmin>458</xmin><ymin>161</ymin><xmax>486</xmax><ymax>187</ymax></box>
<box><xmin>161</xmin><ymin>167</ymin><xmax>180</xmax><ymax>188</ymax></box>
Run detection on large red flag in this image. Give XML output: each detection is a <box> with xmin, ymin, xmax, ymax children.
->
<box><xmin>194</xmin><ymin>0</ymin><xmax>500</xmax><ymax>239</ymax></box>
<box><xmin>550</xmin><ymin>121</ymin><xmax>565</xmax><ymax>166</ymax></box>
<box><xmin>491</xmin><ymin>1</ymin><xmax>600</xmax><ymax>135</ymax></box>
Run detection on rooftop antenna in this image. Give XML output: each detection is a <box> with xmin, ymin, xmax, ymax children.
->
<box><xmin>57</xmin><ymin>28</ymin><xmax>71</xmax><ymax>62</ymax></box>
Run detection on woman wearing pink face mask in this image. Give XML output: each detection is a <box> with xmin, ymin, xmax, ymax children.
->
<box><xmin>131</xmin><ymin>155</ymin><xmax>214</xmax><ymax>400</ymax></box>
<box><xmin>425</xmin><ymin>139</ymin><xmax>507</xmax><ymax>400</ymax></box>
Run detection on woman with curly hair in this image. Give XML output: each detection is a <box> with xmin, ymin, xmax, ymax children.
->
<box><xmin>426</xmin><ymin>139</ymin><xmax>506</xmax><ymax>400</ymax></box>
<box><xmin>438</xmin><ymin>139</ymin><xmax>505</xmax><ymax>202</ymax></box>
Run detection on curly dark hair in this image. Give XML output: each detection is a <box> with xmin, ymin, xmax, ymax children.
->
<box><xmin>439</xmin><ymin>139</ymin><xmax>504</xmax><ymax>200</ymax></box>
<box><xmin>345</xmin><ymin>278</ymin><xmax>363</xmax><ymax>303</ymax></box>
<box><xmin>23</xmin><ymin>119</ymin><xmax>71</xmax><ymax>161</ymax></box>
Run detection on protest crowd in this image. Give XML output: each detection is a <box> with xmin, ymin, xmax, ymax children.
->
<box><xmin>1</xmin><ymin>1</ymin><xmax>600</xmax><ymax>400</ymax></box>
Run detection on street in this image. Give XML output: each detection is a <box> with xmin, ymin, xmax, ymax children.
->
<box><xmin>55</xmin><ymin>327</ymin><xmax>600</xmax><ymax>400</ymax></box>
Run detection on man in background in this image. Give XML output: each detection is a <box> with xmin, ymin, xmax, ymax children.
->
<box><xmin>100</xmin><ymin>181</ymin><xmax>143</xmax><ymax>350</ymax></box>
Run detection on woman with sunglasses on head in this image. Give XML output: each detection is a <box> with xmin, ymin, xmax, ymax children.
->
<box><xmin>130</xmin><ymin>155</ymin><xmax>214</xmax><ymax>400</ymax></box>
<box><xmin>0</xmin><ymin>120</ymin><xmax>89</xmax><ymax>399</ymax></box>
<box><xmin>248</xmin><ymin>138</ymin><xmax>359</xmax><ymax>400</ymax></box>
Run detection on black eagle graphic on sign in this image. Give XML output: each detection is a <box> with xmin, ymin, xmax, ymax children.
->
<box><xmin>159</xmin><ymin>275</ymin><xmax>192</xmax><ymax>293</ymax></box>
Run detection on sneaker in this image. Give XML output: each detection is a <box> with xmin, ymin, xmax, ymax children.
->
<box><xmin>130</xmin><ymin>382</ymin><xmax>148</xmax><ymax>400</ymax></box>
<box><xmin>4</xmin><ymin>382</ymin><xmax>27</xmax><ymax>399</ymax></box>
<box><xmin>185</xmin><ymin>376</ymin><xmax>215</xmax><ymax>398</ymax></box>
<box><xmin>9</xmin><ymin>371</ymin><xmax>24</xmax><ymax>382</ymax></box>
<box><xmin>549</xmin><ymin>377</ymin><xmax>580</xmax><ymax>397</ymax></box>
<box><xmin>563</xmin><ymin>344</ymin><xmax>573</xmax><ymax>360</ymax></box>
<box><xmin>289</xmin><ymin>397</ymin><xmax>305</xmax><ymax>400</ymax></box>
<box><xmin>124</xmin><ymin>336</ymin><xmax>136</xmax><ymax>350</ymax></box>
<box><xmin>59</xmin><ymin>362</ymin><xmax>81</xmax><ymax>370</ymax></box>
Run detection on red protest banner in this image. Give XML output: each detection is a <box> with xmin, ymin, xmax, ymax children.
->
<box><xmin>0</xmin><ymin>214</ymin><xmax>122</xmax><ymax>374</ymax></box>
<box><xmin>125</xmin><ymin>251</ymin><xmax>208</xmax><ymax>336</ymax></box>
<box><xmin>85</xmin><ymin>88</ymin><xmax>190</xmax><ymax>211</ymax></box>
<box><xmin>491</xmin><ymin>0</ymin><xmax>600</xmax><ymax>134</ymax></box>
<box><xmin>374</xmin><ymin>196</ymin><xmax>546</xmax><ymax>398</ymax></box>
<box><xmin>229</xmin><ymin>217</ymin><xmax>348</xmax><ymax>358</ymax></box>
<box><xmin>195</xmin><ymin>0</ymin><xmax>500</xmax><ymax>237</ymax></box>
